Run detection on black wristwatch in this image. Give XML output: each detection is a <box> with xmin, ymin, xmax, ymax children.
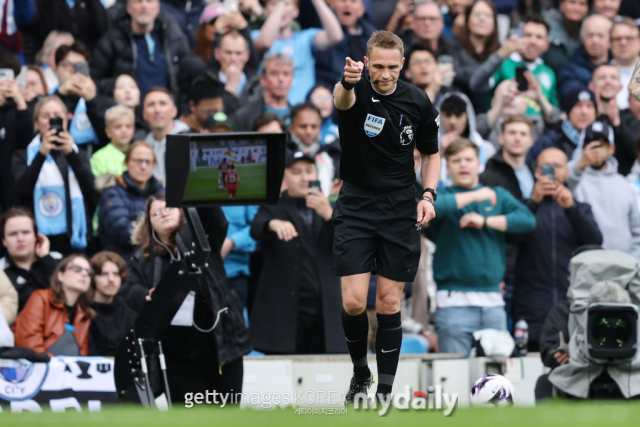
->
<box><xmin>422</xmin><ymin>187</ymin><xmax>437</xmax><ymax>201</ymax></box>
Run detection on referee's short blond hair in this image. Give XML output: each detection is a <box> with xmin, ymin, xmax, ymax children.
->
<box><xmin>105</xmin><ymin>104</ymin><xmax>135</xmax><ymax>128</ymax></box>
<box><xmin>367</xmin><ymin>30</ymin><xmax>404</xmax><ymax>59</ymax></box>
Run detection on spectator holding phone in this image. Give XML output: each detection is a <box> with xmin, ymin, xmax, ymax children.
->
<box><xmin>0</xmin><ymin>207</ymin><xmax>62</xmax><ymax>313</ymax></box>
<box><xmin>249</xmin><ymin>149</ymin><xmax>346</xmax><ymax>355</ymax></box>
<box><xmin>0</xmin><ymin>51</ymin><xmax>33</xmax><ymax>214</ymax></box>
<box><xmin>288</xmin><ymin>103</ymin><xmax>340</xmax><ymax>198</ymax></box>
<box><xmin>469</xmin><ymin>15</ymin><xmax>558</xmax><ymax>111</ymax></box>
<box><xmin>567</xmin><ymin>121</ymin><xmax>640</xmax><ymax>260</ymax></box>
<box><xmin>11</xmin><ymin>96</ymin><xmax>97</xmax><ymax>255</ymax></box>
<box><xmin>513</xmin><ymin>147</ymin><xmax>602</xmax><ymax>351</ymax></box>
<box><xmin>52</xmin><ymin>42</ymin><xmax>116</xmax><ymax>151</ymax></box>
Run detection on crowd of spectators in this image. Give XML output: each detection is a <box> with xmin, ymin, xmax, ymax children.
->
<box><xmin>0</xmin><ymin>0</ymin><xmax>639</xmax><ymax>359</ymax></box>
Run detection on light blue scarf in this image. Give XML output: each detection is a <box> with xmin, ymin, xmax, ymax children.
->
<box><xmin>26</xmin><ymin>134</ymin><xmax>87</xmax><ymax>248</ymax></box>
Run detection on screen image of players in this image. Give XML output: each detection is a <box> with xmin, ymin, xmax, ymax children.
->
<box><xmin>184</xmin><ymin>139</ymin><xmax>268</xmax><ymax>202</ymax></box>
<box><xmin>218</xmin><ymin>157</ymin><xmax>230</xmax><ymax>189</ymax></box>
<box><xmin>225</xmin><ymin>164</ymin><xmax>241</xmax><ymax>199</ymax></box>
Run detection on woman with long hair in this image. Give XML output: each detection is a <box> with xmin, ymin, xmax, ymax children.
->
<box><xmin>124</xmin><ymin>194</ymin><xmax>251</xmax><ymax>404</ymax></box>
<box><xmin>457</xmin><ymin>0</ymin><xmax>501</xmax><ymax>63</ymax></box>
<box><xmin>15</xmin><ymin>254</ymin><xmax>96</xmax><ymax>356</ymax></box>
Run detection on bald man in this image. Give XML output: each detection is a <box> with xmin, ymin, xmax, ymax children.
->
<box><xmin>513</xmin><ymin>147</ymin><xmax>602</xmax><ymax>351</ymax></box>
<box><xmin>557</xmin><ymin>14</ymin><xmax>613</xmax><ymax>108</ymax></box>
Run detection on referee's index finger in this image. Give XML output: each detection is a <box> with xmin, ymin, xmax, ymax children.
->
<box><xmin>345</xmin><ymin>57</ymin><xmax>355</xmax><ymax>66</ymax></box>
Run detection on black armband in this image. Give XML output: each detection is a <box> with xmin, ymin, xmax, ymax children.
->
<box><xmin>340</xmin><ymin>76</ymin><xmax>355</xmax><ymax>90</ymax></box>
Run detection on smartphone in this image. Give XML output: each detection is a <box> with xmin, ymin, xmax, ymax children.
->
<box><xmin>541</xmin><ymin>164</ymin><xmax>555</xmax><ymax>181</ymax></box>
<box><xmin>515</xmin><ymin>66</ymin><xmax>528</xmax><ymax>92</ymax></box>
<box><xmin>308</xmin><ymin>180</ymin><xmax>321</xmax><ymax>193</ymax></box>
<box><xmin>49</xmin><ymin>117</ymin><xmax>64</xmax><ymax>145</ymax></box>
<box><xmin>0</xmin><ymin>68</ymin><xmax>14</xmax><ymax>82</ymax></box>
<box><xmin>73</xmin><ymin>62</ymin><xmax>89</xmax><ymax>77</ymax></box>
<box><xmin>438</xmin><ymin>55</ymin><xmax>454</xmax><ymax>85</ymax></box>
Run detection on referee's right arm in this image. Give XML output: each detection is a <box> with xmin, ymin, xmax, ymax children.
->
<box><xmin>334</xmin><ymin>57</ymin><xmax>363</xmax><ymax>110</ymax></box>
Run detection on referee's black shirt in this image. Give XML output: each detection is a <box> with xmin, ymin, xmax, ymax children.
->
<box><xmin>337</xmin><ymin>78</ymin><xmax>439</xmax><ymax>191</ymax></box>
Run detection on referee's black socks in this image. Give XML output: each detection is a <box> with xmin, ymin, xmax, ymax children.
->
<box><xmin>375</xmin><ymin>311</ymin><xmax>402</xmax><ymax>397</ymax></box>
<box><xmin>341</xmin><ymin>309</ymin><xmax>371</xmax><ymax>380</ymax></box>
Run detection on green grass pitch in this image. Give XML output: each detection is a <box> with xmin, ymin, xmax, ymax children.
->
<box><xmin>3</xmin><ymin>401</ymin><xmax>640</xmax><ymax>426</ymax></box>
<box><xmin>184</xmin><ymin>163</ymin><xmax>267</xmax><ymax>202</ymax></box>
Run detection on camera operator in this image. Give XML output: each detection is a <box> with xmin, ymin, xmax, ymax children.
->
<box><xmin>123</xmin><ymin>194</ymin><xmax>251</xmax><ymax>404</ymax></box>
<box><xmin>537</xmin><ymin>279</ymin><xmax>632</xmax><ymax>400</ymax></box>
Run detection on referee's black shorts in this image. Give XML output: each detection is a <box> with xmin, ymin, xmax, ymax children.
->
<box><xmin>332</xmin><ymin>182</ymin><xmax>421</xmax><ymax>283</ymax></box>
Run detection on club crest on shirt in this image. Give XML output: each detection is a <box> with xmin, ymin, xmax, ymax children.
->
<box><xmin>364</xmin><ymin>114</ymin><xmax>385</xmax><ymax>137</ymax></box>
<box><xmin>400</xmin><ymin>125</ymin><xmax>414</xmax><ymax>146</ymax></box>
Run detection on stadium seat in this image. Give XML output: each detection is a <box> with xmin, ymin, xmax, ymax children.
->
<box><xmin>400</xmin><ymin>337</ymin><xmax>427</xmax><ymax>354</ymax></box>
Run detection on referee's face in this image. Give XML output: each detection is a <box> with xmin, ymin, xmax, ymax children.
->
<box><xmin>365</xmin><ymin>47</ymin><xmax>404</xmax><ymax>95</ymax></box>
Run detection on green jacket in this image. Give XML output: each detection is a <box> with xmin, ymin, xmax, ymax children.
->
<box><xmin>430</xmin><ymin>184</ymin><xmax>536</xmax><ymax>293</ymax></box>
<box><xmin>90</xmin><ymin>143</ymin><xmax>127</xmax><ymax>178</ymax></box>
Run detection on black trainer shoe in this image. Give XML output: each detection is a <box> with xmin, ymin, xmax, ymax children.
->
<box><xmin>344</xmin><ymin>374</ymin><xmax>373</xmax><ymax>404</ymax></box>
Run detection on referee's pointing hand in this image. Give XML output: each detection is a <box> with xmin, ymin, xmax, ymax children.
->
<box><xmin>344</xmin><ymin>57</ymin><xmax>364</xmax><ymax>84</ymax></box>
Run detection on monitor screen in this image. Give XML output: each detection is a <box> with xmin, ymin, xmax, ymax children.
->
<box><xmin>165</xmin><ymin>132</ymin><xmax>286</xmax><ymax>207</ymax></box>
<box><xmin>185</xmin><ymin>138</ymin><xmax>268</xmax><ymax>202</ymax></box>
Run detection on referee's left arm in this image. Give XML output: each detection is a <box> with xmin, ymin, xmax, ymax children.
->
<box><xmin>420</xmin><ymin>152</ymin><xmax>440</xmax><ymax>197</ymax></box>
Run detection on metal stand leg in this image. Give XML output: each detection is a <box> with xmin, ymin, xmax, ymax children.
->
<box><xmin>158</xmin><ymin>341</ymin><xmax>172</xmax><ymax>408</ymax></box>
<box><xmin>138</xmin><ymin>338</ymin><xmax>155</xmax><ymax>408</ymax></box>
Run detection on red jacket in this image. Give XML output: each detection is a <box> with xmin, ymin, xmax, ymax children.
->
<box><xmin>15</xmin><ymin>289</ymin><xmax>91</xmax><ymax>356</ymax></box>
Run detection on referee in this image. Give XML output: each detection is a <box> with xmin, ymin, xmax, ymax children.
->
<box><xmin>333</xmin><ymin>30</ymin><xmax>441</xmax><ymax>403</ymax></box>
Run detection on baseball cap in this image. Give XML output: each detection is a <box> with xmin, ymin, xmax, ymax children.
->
<box><xmin>203</xmin><ymin>111</ymin><xmax>233</xmax><ymax>132</ymax></box>
<box><xmin>286</xmin><ymin>149</ymin><xmax>315</xmax><ymax>168</ymax></box>
<box><xmin>565</xmin><ymin>86</ymin><xmax>597</xmax><ymax>114</ymax></box>
<box><xmin>199</xmin><ymin>2</ymin><xmax>225</xmax><ymax>26</ymax></box>
<box><xmin>583</xmin><ymin>120</ymin><xmax>610</xmax><ymax>145</ymax></box>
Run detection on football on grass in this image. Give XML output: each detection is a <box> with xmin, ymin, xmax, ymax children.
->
<box><xmin>470</xmin><ymin>374</ymin><xmax>515</xmax><ymax>406</ymax></box>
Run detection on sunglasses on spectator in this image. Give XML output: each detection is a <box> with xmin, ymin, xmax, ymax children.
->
<box><xmin>67</xmin><ymin>264</ymin><xmax>94</xmax><ymax>275</ymax></box>
<box><xmin>152</xmin><ymin>207</ymin><xmax>175</xmax><ymax>217</ymax></box>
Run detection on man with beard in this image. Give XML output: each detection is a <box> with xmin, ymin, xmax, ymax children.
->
<box><xmin>567</xmin><ymin>121</ymin><xmax>640</xmax><ymax>261</ymax></box>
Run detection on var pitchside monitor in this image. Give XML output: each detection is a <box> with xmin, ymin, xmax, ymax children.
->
<box><xmin>165</xmin><ymin>132</ymin><xmax>287</xmax><ymax>207</ymax></box>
